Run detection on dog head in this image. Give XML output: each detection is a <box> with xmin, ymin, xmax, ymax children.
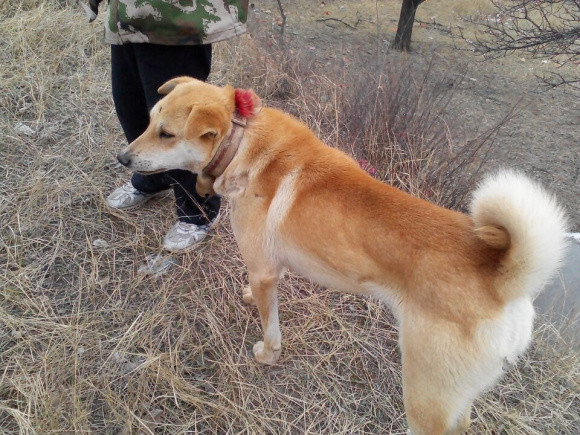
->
<box><xmin>117</xmin><ymin>77</ymin><xmax>261</xmax><ymax>178</ymax></box>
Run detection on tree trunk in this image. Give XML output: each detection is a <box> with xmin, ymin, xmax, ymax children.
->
<box><xmin>394</xmin><ymin>0</ymin><xmax>425</xmax><ymax>51</ymax></box>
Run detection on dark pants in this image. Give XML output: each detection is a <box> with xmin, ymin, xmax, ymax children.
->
<box><xmin>111</xmin><ymin>43</ymin><xmax>220</xmax><ymax>226</ymax></box>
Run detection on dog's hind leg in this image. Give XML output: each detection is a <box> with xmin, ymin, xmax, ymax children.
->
<box><xmin>401</xmin><ymin>325</ymin><xmax>476</xmax><ymax>435</ymax></box>
<box><xmin>452</xmin><ymin>401</ymin><xmax>473</xmax><ymax>434</ymax></box>
<box><xmin>248</xmin><ymin>268</ymin><xmax>282</xmax><ymax>365</ymax></box>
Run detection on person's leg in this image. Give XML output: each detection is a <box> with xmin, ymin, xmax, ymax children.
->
<box><xmin>110</xmin><ymin>44</ymin><xmax>169</xmax><ymax>194</ymax></box>
<box><xmin>136</xmin><ymin>44</ymin><xmax>212</xmax><ymax>108</ymax></box>
<box><xmin>111</xmin><ymin>44</ymin><xmax>149</xmax><ymax>143</ymax></box>
<box><xmin>133</xmin><ymin>43</ymin><xmax>220</xmax><ymax>224</ymax></box>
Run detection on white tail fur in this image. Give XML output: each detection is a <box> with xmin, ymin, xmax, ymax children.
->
<box><xmin>470</xmin><ymin>170</ymin><xmax>568</xmax><ymax>299</ymax></box>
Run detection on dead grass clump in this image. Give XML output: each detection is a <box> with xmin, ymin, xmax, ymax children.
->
<box><xmin>1</xmin><ymin>1</ymin><xmax>578</xmax><ymax>433</ymax></box>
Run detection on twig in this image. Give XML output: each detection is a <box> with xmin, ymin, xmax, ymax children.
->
<box><xmin>275</xmin><ymin>0</ymin><xmax>287</xmax><ymax>47</ymax></box>
<box><xmin>315</xmin><ymin>17</ymin><xmax>358</xmax><ymax>30</ymax></box>
<box><xmin>276</xmin><ymin>0</ymin><xmax>286</xmax><ymax>27</ymax></box>
<box><xmin>414</xmin><ymin>19</ymin><xmax>451</xmax><ymax>35</ymax></box>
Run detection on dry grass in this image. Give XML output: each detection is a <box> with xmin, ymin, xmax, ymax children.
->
<box><xmin>1</xmin><ymin>1</ymin><xmax>578</xmax><ymax>433</ymax></box>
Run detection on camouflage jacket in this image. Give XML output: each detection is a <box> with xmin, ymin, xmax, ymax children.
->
<box><xmin>104</xmin><ymin>1</ymin><xmax>248</xmax><ymax>45</ymax></box>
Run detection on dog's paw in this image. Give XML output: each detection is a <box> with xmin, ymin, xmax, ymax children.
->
<box><xmin>242</xmin><ymin>286</ymin><xmax>256</xmax><ymax>306</ymax></box>
<box><xmin>253</xmin><ymin>341</ymin><xmax>281</xmax><ymax>365</ymax></box>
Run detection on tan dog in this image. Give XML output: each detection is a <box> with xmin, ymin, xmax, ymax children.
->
<box><xmin>117</xmin><ymin>77</ymin><xmax>568</xmax><ymax>434</ymax></box>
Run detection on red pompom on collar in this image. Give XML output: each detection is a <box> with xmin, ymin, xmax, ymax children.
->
<box><xmin>234</xmin><ymin>88</ymin><xmax>261</xmax><ymax>118</ymax></box>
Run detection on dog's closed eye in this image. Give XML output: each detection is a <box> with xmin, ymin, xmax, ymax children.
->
<box><xmin>202</xmin><ymin>130</ymin><xmax>217</xmax><ymax>140</ymax></box>
<box><xmin>160</xmin><ymin>130</ymin><xmax>174</xmax><ymax>139</ymax></box>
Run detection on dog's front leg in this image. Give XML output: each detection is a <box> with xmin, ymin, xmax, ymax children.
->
<box><xmin>248</xmin><ymin>270</ymin><xmax>282</xmax><ymax>365</ymax></box>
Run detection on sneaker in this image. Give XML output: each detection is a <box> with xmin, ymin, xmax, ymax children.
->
<box><xmin>105</xmin><ymin>182</ymin><xmax>170</xmax><ymax>210</ymax></box>
<box><xmin>162</xmin><ymin>215</ymin><xmax>219</xmax><ymax>252</ymax></box>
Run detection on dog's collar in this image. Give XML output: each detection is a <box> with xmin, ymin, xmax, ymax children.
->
<box><xmin>203</xmin><ymin>112</ymin><xmax>246</xmax><ymax>179</ymax></box>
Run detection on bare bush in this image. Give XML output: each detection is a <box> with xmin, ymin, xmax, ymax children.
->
<box><xmin>465</xmin><ymin>0</ymin><xmax>580</xmax><ymax>88</ymax></box>
<box><xmin>335</xmin><ymin>59</ymin><xmax>509</xmax><ymax>210</ymax></box>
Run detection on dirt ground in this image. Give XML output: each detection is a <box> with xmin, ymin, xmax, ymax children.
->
<box><xmin>253</xmin><ymin>0</ymin><xmax>580</xmax><ymax>230</ymax></box>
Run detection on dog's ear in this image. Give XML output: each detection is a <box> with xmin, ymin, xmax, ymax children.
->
<box><xmin>234</xmin><ymin>88</ymin><xmax>262</xmax><ymax>117</ymax></box>
<box><xmin>158</xmin><ymin>76</ymin><xmax>195</xmax><ymax>95</ymax></box>
<box><xmin>185</xmin><ymin>104</ymin><xmax>230</xmax><ymax>142</ymax></box>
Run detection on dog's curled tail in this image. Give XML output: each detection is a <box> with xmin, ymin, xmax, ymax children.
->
<box><xmin>470</xmin><ymin>170</ymin><xmax>568</xmax><ymax>301</ymax></box>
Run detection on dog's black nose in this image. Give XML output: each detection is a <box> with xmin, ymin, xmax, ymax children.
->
<box><xmin>117</xmin><ymin>152</ymin><xmax>132</xmax><ymax>167</ymax></box>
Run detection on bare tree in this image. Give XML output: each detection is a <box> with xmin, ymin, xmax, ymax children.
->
<box><xmin>466</xmin><ymin>0</ymin><xmax>580</xmax><ymax>88</ymax></box>
<box><xmin>394</xmin><ymin>0</ymin><xmax>426</xmax><ymax>51</ymax></box>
